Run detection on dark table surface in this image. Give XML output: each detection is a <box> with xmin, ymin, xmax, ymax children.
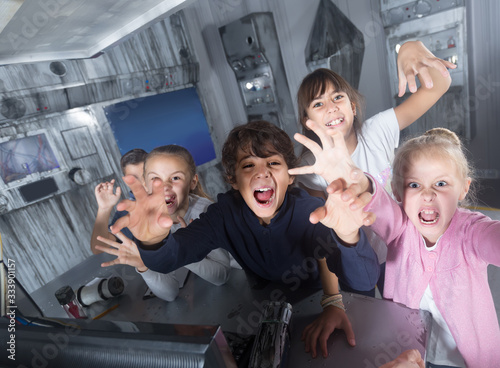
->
<box><xmin>23</xmin><ymin>252</ymin><xmax>428</xmax><ymax>367</ymax></box>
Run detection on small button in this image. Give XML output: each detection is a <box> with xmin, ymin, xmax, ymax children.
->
<box><xmin>429</xmin><ymin>253</ymin><xmax>436</xmax><ymax>259</ymax></box>
<box><xmin>426</xmin><ymin>266</ymin><xmax>433</xmax><ymax>272</ymax></box>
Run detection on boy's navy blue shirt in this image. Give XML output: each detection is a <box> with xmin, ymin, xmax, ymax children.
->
<box><xmin>137</xmin><ymin>187</ymin><xmax>379</xmax><ymax>291</ymax></box>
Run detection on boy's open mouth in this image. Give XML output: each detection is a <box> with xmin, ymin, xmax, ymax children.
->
<box><xmin>254</xmin><ymin>187</ymin><xmax>275</xmax><ymax>206</ymax></box>
<box><xmin>326</xmin><ymin>118</ymin><xmax>343</xmax><ymax>127</ymax></box>
<box><xmin>419</xmin><ymin>209</ymin><xmax>439</xmax><ymax>224</ymax></box>
<box><xmin>165</xmin><ymin>195</ymin><xmax>176</xmax><ymax>208</ymax></box>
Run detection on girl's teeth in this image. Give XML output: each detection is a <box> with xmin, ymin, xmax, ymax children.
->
<box><xmin>326</xmin><ymin>118</ymin><xmax>343</xmax><ymax>127</ymax></box>
<box><xmin>420</xmin><ymin>218</ymin><xmax>437</xmax><ymax>224</ymax></box>
<box><xmin>419</xmin><ymin>210</ymin><xmax>439</xmax><ymax>224</ymax></box>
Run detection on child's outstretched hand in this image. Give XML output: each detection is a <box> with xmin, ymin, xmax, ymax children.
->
<box><xmin>310</xmin><ymin>178</ymin><xmax>375</xmax><ymax>244</ymax></box>
<box><xmin>289</xmin><ymin>119</ymin><xmax>358</xmax><ymax>185</ymax></box>
<box><xmin>110</xmin><ymin>175</ymin><xmax>172</xmax><ymax>245</ymax></box>
<box><xmin>95</xmin><ymin>231</ymin><xmax>148</xmax><ymax>272</ymax></box>
<box><xmin>397</xmin><ymin>40</ymin><xmax>456</xmax><ymax>97</ymax></box>
<box><xmin>94</xmin><ymin>179</ymin><xmax>121</xmax><ymax>210</ymax></box>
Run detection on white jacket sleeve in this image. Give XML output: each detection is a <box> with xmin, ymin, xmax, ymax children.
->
<box><xmin>184</xmin><ymin>248</ymin><xmax>232</xmax><ymax>286</ymax></box>
<box><xmin>138</xmin><ymin>269</ymin><xmax>180</xmax><ymax>302</ymax></box>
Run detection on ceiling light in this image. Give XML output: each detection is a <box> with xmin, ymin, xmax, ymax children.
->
<box><xmin>0</xmin><ymin>0</ymin><xmax>25</xmax><ymax>36</ymax></box>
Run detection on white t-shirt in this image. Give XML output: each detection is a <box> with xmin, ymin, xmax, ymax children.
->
<box><xmin>296</xmin><ymin>108</ymin><xmax>400</xmax><ymax>263</ymax></box>
<box><xmin>139</xmin><ymin>194</ymin><xmax>239</xmax><ymax>301</ymax></box>
<box><xmin>419</xmin><ymin>238</ymin><xmax>466</xmax><ymax>367</ymax></box>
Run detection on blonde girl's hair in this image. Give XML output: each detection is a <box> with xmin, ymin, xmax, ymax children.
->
<box><xmin>145</xmin><ymin>145</ymin><xmax>211</xmax><ymax>200</ymax></box>
<box><xmin>391</xmin><ymin>127</ymin><xmax>475</xmax><ymax>206</ymax></box>
<box><xmin>296</xmin><ymin>68</ymin><xmax>365</xmax><ymax>146</ymax></box>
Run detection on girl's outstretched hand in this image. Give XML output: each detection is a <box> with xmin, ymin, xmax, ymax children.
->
<box><xmin>96</xmin><ymin>231</ymin><xmax>148</xmax><ymax>272</ymax></box>
<box><xmin>310</xmin><ymin>178</ymin><xmax>375</xmax><ymax>244</ymax></box>
<box><xmin>289</xmin><ymin>119</ymin><xmax>358</xmax><ymax>185</ymax></box>
<box><xmin>397</xmin><ymin>40</ymin><xmax>456</xmax><ymax>97</ymax></box>
<box><xmin>110</xmin><ymin>175</ymin><xmax>173</xmax><ymax>245</ymax></box>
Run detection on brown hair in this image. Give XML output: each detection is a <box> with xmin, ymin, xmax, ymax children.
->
<box><xmin>392</xmin><ymin>127</ymin><xmax>475</xmax><ymax>206</ymax></box>
<box><xmin>145</xmin><ymin>145</ymin><xmax>210</xmax><ymax>200</ymax></box>
<box><xmin>120</xmin><ymin>148</ymin><xmax>147</xmax><ymax>173</ymax></box>
<box><xmin>296</xmin><ymin>68</ymin><xmax>365</xmax><ymax>144</ymax></box>
<box><xmin>221</xmin><ymin>120</ymin><xmax>298</xmax><ymax>184</ymax></box>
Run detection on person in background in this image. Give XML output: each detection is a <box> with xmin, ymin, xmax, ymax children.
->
<box><xmin>291</xmin><ymin>121</ymin><xmax>500</xmax><ymax>368</ymax></box>
<box><xmin>296</xmin><ymin>40</ymin><xmax>453</xmax><ymax>202</ymax></box>
<box><xmin>91</xmin><ymin>148</ymin><xmax>147</xmax><ymax>254</ymax></box>
<box><xmin>95</xmin><ymin>145</ymin><xmax>235</xmax><ymax>301</ymax></box>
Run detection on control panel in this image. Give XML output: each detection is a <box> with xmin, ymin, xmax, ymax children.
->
<box><xmin>219</xmin><ymin>13</ymin><xmax>297</xmax><ymax>139</ymax></box>
<box><xmin>381</xmin><ymin>0</ymin><xmax>465</xmax><ymax>27</ymax></box>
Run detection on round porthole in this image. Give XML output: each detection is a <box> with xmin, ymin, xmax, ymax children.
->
<box><xmin>246</xmin><ymin>36</ymin><xmax>253</xmax><ymax>45</ymax></box>
<box><xmin>68</xmin><ymin>167</ymin><xmax>92</xmax><ymax>185</ymax></box>
<box><xmin>1</xmin><ymin>97</ymin><xmax>26</xmax><ymax>120</ymax></box>
<box><xmin>179</xmin><ymin>47</ymin><xmax>189</xmax><ymax>59</ymax></box>
<box><xmin>49</xmin><ymin>61</ymin><xmax>67</xmax><ymax>77</ymax></box>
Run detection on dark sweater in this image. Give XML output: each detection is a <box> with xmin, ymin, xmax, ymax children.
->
<box><xmin>137</xmin><ymin>187</ymin><xmax>379</xmax><ymax>290</ymax></box>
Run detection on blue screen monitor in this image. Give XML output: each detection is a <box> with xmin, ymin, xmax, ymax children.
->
<box><xmin>104</xmin><ymin>88</ymin><xmax>217</xmax><ymax>166</ymax></box>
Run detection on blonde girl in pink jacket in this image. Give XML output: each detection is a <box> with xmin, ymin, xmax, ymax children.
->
<box><xmin>290</xmin><ymin>123</ymin><xmax>500</xmax><ymax>368</ymax></box>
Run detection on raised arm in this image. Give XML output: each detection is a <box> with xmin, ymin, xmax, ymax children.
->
<box><xmin>289</xmin><ymin>119</ymin><xmax>374</xmax><ymax>240</ymax></box>
<box><xmin>90</xmin><ymin>179</ymin><xmax>122</xmax><ymax>254</ymax></box>
<box><xmin>289</xmin><ymin>120</ymin><xmax>359</xmax><ymax>185</ymax></box>
<box><xmin>292</xmin><ymin>120</ymin><xmax>380</xmax><ymax>293</ymax></box>
<box><xmin>395</xmin><ymin>40</ymin><xmax>453</xmax><ymax>130</ymax></box>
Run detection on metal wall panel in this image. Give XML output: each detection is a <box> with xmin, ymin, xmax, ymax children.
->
<box><xmin>0</xmin><ymin>11</ymin><xmax>206</xmax><ymax>293</ymax></box>
<box><xmin>467</xmin><ymin>0</ymin><xmax>500</xmax><ymax>182</ymax></box>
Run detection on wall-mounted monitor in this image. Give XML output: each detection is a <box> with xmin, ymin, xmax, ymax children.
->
<box><xmin>104</xmin><ymin>88</ymin><xmax>217</xmax><ymax>166</ymax></box>
<box><xmin>0</xmin><ymin>132</ymin><xmax>61</xmax><ymax>185</ymax></box>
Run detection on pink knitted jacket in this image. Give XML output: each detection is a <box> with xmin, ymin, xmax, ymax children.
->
<box><xmin>365</xmin><ymin>177</ymin><xmax>500</xmax><ymax>368</ymax></box>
